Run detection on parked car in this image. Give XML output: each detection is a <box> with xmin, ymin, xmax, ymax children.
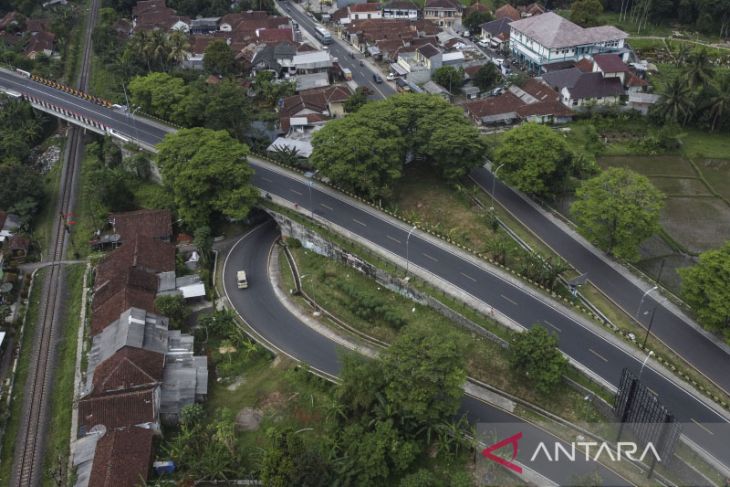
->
<box><xmin>386</xmin><ymin>72</ymin><xmax>396</xmax><ymax>81</ymax></box>
<box><xmin>478</xmin><ymin>39</ymin><xmax>490</xmax><ymax>48</ymax></box>
<box><xmin>373</xmin><ymin>74</ymin><xmax>383</xmax><ymax>84</ymax></box>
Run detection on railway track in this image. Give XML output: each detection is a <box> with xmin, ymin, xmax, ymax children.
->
<box><xmin>10</xmin><ymin>0</ymin><xmax>99</xmax><ymax>484</ymax></box>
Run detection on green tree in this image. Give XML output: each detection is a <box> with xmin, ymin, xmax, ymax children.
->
<box><xmin>570</xmin><ymin>0</ymin><xmax>604</xmax><ymax>26</ymax></box>
<box><xmin>156</xmin><ymin>128</ymin><xmax>258</xmax><ymax>228</ymax></box>
<box><xmin>463</xmin><ymin>10</ymin><xmax>493</xmax><ymax>33</ymax></box>
<box><xmin>336</xmin><ymin>354</ymin><xmax>387</xmax><ymax>419</ymax></box>
<box><xmin>0</xmin><ymin>161</ymin><xmax>45</xmax><ymax>221</ymax></box>
<box><xmin>337</xmin><ymin>421</ymin><xmax>420</xmax><ymax>485</ymax></box>
<box><xmin>432</xmin><ymin>66</ymin><xmax>464</xmax><ymax>93</ymax></box>
<box><xmin>679</xmin><ymin>242</ymin><xmax>730</xmax><ymax>335</ymax></box>
<box><xmin>203</xmin><ymin>40</ymin><xmax>237</xmax><ymax>76</ymax></box>
<box><xmin>381</xmin><ymin>324</ymin><xmax>466</xmax><ymax>427</ymax></box>
<box><xmin>704</xmin><ymin>73</ymin><xmax>730</xmax><ymax>131</ymax></box>
<box><xmin>509</xmin><ymin>326</ymin><xmax>568</xmax><ymax>395</ymax></box>
<box><xmin>310</xmin><ymin>115</ymin><xmax>404</xmax><ymax>200</ymax></box>
<box><xmin>202</xmin><ymin>80</ymin><xmax>252</xmax><ymax>139</ymax></box>
<box><xmin>167</xmin><ymin>30</ymin><xmax>191</xmax><ymax>67</ymax></box>
<box><xmin>253</xmin><ymin>71</ymin><xmax>296</xmax><ymax>106</ymax></box>
<box><xmin>571</xmin><ymin>168</ymin><xmax>664</xmax><ymax>262</ymax></box>
<box><xmin>344</xmin><ymin>86</ymin><xmax>369</xmax><ymax>113</ymax></box>
<box><xmin>685</xmin><ymin>48</ymin><xmax>715</xmax><ymax>90</ymax></box>
<box><xmin>653</xmin><ymin>76</ymin><xmax>695</xmax><ymax>126</ymax></box>
<box><xmin>154</xmin><ymin>294</ymin><xmax>190</xmax><ymax>328</ymax></box>
<box><xmin>473</xmin><ymin>62</ymin><xmax>500</xmax><ymax>91</ymax></box>
<box><xmin>423</xmin><ymin>119</ymin><xmax>487</xmax><ymax>179</ymax></box>
<box><xmin>87</xmin><ymin>167</ymin><xmax>136</xmax><ymax>212</ymax></box>
<box><xmin>129</xmin><ymin>72</ymin><xmax>189</xmax><ymax>121</ymax></box>
<box><xmin>261</xmin><ymin>428</ymin><xmax>333</xmax><ymax>487</ymax></box>
<box><xmin>491</xmin><ymin>123</ymin><xmax>574</xmax><ymax>198</ymax></box>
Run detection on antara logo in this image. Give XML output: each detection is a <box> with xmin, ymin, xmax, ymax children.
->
<box><xmin>482</xmin><ymin>433</ymin><xmax>662</xmax><ymax>474</ymax></box>
<box><xmin>481</xmin><ymin>432</ymin><xmax>523</xmax><ymax>474</ymax></box>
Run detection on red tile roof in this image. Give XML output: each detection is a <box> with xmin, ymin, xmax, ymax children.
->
<box><xmin>110</xmin><ymin>209</ymin><xmax>172</xmax><ymax>242</ymax></box>
<box><xmin>258</xmin><ymin>27</ymin><xmax>294</xmax><ymax>43</ymax></box>
<box><xmin>626</xmin><ymin>71</ymin><xmax>648</xmax><ymax>87</ymax></box>
<box><xmin>91</xmin><ymin>347</ymin><xmax>165</xmax><ymax>396</ymax></box>
<box><xmin>350</xmin><ymin>2</ymin><xmax>381</xmax><ymax>12</ymax></box>
<box><xmin>575</xmin><ymin>58</ymin><xmax>594</xmax><ymax>72</ymax></box>
<box><xmin>465</xmin><ymin>92</ymin><xmax>523</xmax><ymax>119</ymax></box>
<box><xmin>425</xmin><ymin>0</ymin><xmax>459</xmax><ymax>9</ymax></box>
<box><xmin>91</xmin><ymin>287</ymin><xmax>157</xmax><ymax>335</ymax></box>
<box><xmin>593</xmin><ymin>53</ymin><xmax>629</xmax><ymax>73</ymax></box>
<box><xmin>95</xmin><ymin>235</ymin><xmax>175</xmax><ymax>287</ymax></box>
<box><xmin>79</xmin><ymin>387</ymin><xmax>157</xmax><ymax>432</ymax></box>
<box><xmin>495</xmin><ymin>4</ymin><xmax>520</xmax><ymax>21</ymax></box>
<box><xmin>88</xmin><ymin>428</ymin><xmax>154</xmax><ymax>487</ymax></box>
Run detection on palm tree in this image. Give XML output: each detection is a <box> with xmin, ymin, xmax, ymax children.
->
<box><xmin>685</xmin><ymin>49</ymin><xmax>715</xmax><ymax>90</ymax></box>
<box><xmin>674</xmin><ymin>42</ymin><xmax>691</xmax><ymax>68</ymax></box>
<box><xmin>654</xmin><ymin>76</ymin><xmax>695</xmax><ymax>126</ymax></box>
<box><xmin>705</xmin><ymin>74</ymin><xmax>730</xmax><ymax>131</ymax></box>
<box><xmin>167</xmin><ymin>30</ymin><xmax>190</xmax><ymax>68</ymax></box>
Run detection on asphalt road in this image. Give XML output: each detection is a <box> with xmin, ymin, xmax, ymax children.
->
<box><xmin>2</xmin><ymin>69</ymin><xmax>728</xmax><ymax>471</ymax></box>
<box><xmin>223</xmin><ymin>222</ymin><xmax>630</xmax><ymax>486</ymax></box>
<box><xmin>278</xmin><ymin>0</ymin><xmax>396</xmax><ymax>99</ymax></box>
<box><xmin>471</xmin><ymin>168</ymin><xmax>730</xmax><ymax>395</ymax></box>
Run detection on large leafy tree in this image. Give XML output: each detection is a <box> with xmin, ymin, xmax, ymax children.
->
<box><xmin>311</xmin><ymin>94</ymin><xmax>486</xmax><ymax>199</ymax></box>
<box><xmin>0</xmin><ymin>161</ymin><xmax>44</xmax><ymax>222</ymax></box>
<box><xmin>509</xmin><ymin>326</ymin><xmax>568</xmax><ymax>395</ymax></box>
<box><xmin>381</xmin><ymin>324</ymin><xmax>466</xmax><ymax>427</ymax></box>
<box><xmin>679</xmin><ymin>242</ymin><xmax>730</xmax><ymax>335</ymax></box>
<box><xmin>463</xmin><ymin>10</ymin><xmax>493</xmax><ymax>33</ymax></box>
<box><xmin>570</xmin><ymin>0</ymin><xmax>604</xmax><ymax>26</ymax></box>
<box><xmin>472</xmin><ymin>63</ymin><xmax>500</xmax><ymax>91</ymax></box>
<box><xmin>203</xmin><ymin>40</ymin><xmax>237</xmax><ymax>76</ymax></box>
<box><xmin>310</xmin><ymin>115</ymin><xmax>404</xmax><ymax>200</ymax></box>
<box><xmin>156</xmin><ymin>128</ymin><xmax>258</xmax><ymax>228</ymax></box>
<box><xmin>129</xmin><ymin>72</ymin><xmax>188</xmax><ymax>120</ymax></box>
<box><xmin>432</xmin><ymin>66</ymin><xmax>464</xmax><ymax>93</ymax></box>
<box><xmin>571</xmin><ymin>167</ymin><xmax>664</xmax><ymax>262</ymax></box>
<box><xmin>491</xmin><ymin>123</ymin><xmax>574</xmax><ymax>198</ymax></box>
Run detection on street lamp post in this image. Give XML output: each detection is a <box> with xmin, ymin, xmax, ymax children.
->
<box><xmin>638</xmin><ymin>350</ymin><xmax>655</xmax><ymax>380</ymax></box>
<box><xmin>641</xmin><ymin>305</ymin><xmax>657</xmax><ymax>349</ymax></box>
<box><xmin>405</xmin><ymin>224</ymin><xmax>417</xmax><ymax>278</ymax></box>
<box><xmin>490</xmin><ymin>163</ymin><xmax>505</xmax><ymax>211</ymax></box>
<box><xmin>635</xmin><ymin>286</ymin><xmax>658</xmax><ymax>321</ymax></box>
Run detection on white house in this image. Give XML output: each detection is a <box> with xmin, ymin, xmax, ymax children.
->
<box><xmin>382</xmin><ymin>0</ymin><xmax>419</xmax><ymax>20</ymax></box>
<box><xmin>423</xmin><ymin>0</ymin><xmax>462</xmax><ymax>28</ymax></box>
<box><xmin>345</xmin><ymin>3</ymin><xmax>382</xmax><ymax>23</ymax></box>
<box><xmin>509</xmin><ymin>12</ymin><xmax>627</xmax><ymax>72</ymax></box>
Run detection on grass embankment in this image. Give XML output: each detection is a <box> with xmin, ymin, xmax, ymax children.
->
<box><xmin>0</xmin><ymin>269</ymin><xmax>46</xmax><ymax>483</ymax></box>
<box><xmin>282</xmin><ymin>246</ymin><xmax>727</xmax><ymax>486</ymax></box>
<box><xmin>283</xmin><ymin>245</ymin><xmax>608</xmax><ymax>425</ymax></box>
<box><xmin>89</xmin><ymin>55</ymin><xmax>124</xmax><ymax>103</ymax></box>
<box><xmin>42</xmin><ymin>265</ymin><xmax>86</xmax><ymax>487</ymax></box>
